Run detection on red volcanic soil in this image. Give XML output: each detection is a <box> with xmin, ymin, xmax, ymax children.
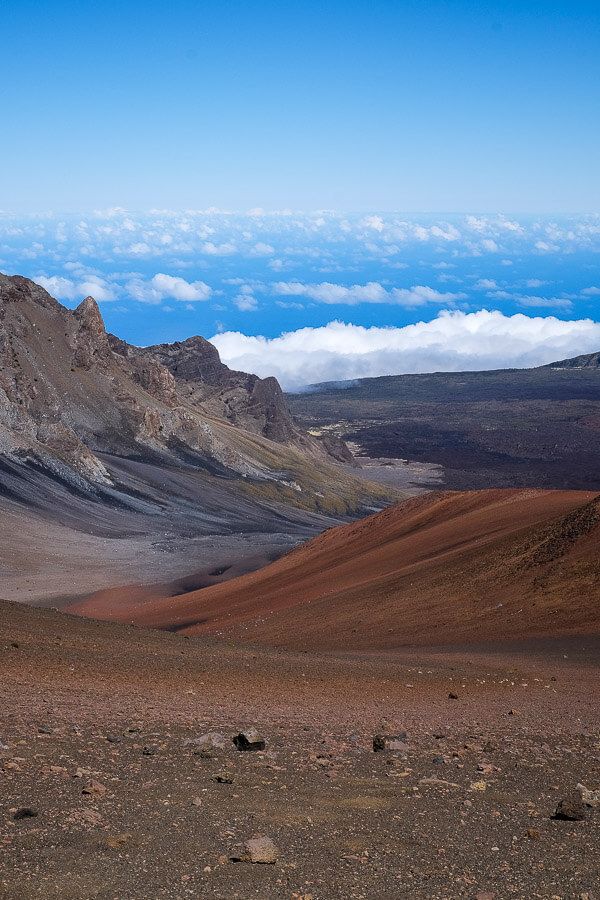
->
<box><xmin>69</xmin><ymin>488</ymin><xmax>600</xmax><ymax>649</ymax></box>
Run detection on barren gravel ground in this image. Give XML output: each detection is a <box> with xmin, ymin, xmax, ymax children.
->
<box><xmin>1</xmin><ymin>601</ymin><xmax>598</xmax><ymax>899</ymax></box>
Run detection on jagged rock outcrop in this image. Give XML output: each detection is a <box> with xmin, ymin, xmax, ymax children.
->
<box><xmin>0</xmin><ymin>273</ymin><xmax>373</xmax><ymax>515</ymax></box>
<box><xmin>72</xmin><ymin>296</ymin><xmax>111</xmax><ymax>369</ymax></box>
<box><xmin>142</xmin><ymin>337</ymin><xmax>299</xmax><ymax>443</ymax></box>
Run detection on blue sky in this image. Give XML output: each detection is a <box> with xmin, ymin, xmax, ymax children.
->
<box><xmin>1</xmin><ymin>3</ymin><xmax>600</xmax><ymax>386</ymax></box>
<box><xmin>1</xmin><ymin>0</ymin><xmax>600</xmax><ymax>212</ymax></box>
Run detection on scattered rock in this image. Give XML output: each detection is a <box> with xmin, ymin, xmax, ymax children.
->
<box><xmin>214</xmin><ymin>773</ymin><xmax>234</xmax><ymax>784</ymax></box>
<box><xmin>184</xmin><ymin>732</ymin><xmax>227</xmax><ymax>752</ymax></box>
<box><xmin>105</xmin><ymin>832</ymin><xmax>132</xmax><ymax>849</ymax></box>
<box><xmin>142</xmin><ymin>745</ymin><xmax>158</xmax><ymax>756</ymax></box>
<box><xmin>233</xmin><ymin>728</ymin><xmax>266</xmax><ymax>752</ymax></box>
<box><xmin>469</xmin><ymin>780</ymin><xmax>487</xmax><ymax>792</ymax></box>
<box><xmin>448</xmin><ymin>692</ymin><xmax>459</xmax><ymax>700</ymax></box>
<box><xmin>13</xmin><ymin>807</ymin><xmax>38</xmax><ymax>820</ymax></box>
<box><xmin>106</xmin><ymin>734</ymin><xmax>122</xmax><ymax>744</ymax></box>
<box><xmin>373</xmin><ymin>732</ymin><xmax>408</xmax><ymax>752</ymax></box>
<box><xmin>82</xmin><ymin>779</ymin><xmax>107</xmax><ymax>797</ymax></box>
<box><xmin>553</xmin><ymin>791</ymin><xmax>586</xmax><ymax>821</ymax></box>
<box><xmin>577</xmin><ymin>783</ymin><xmax>600</xmax><ymax>808</ymax></box>
<box><xmin>231</xmin><ymin>834</ymin><xmax>280</xmax><ymax>864</ymax></box>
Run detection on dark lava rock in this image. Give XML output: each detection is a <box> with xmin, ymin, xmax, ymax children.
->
<box><xmin>552</xmin><ymin>791</ymin><xmax>586</xmax><ymax>821</ymax></box>
<box><xmin>373</xmin><ymin>732</ymin><xmax>408</xmax><ymax>752</ymax></box>
<box><xmin>106</xmin><ymin>734</ymin><xmax>122</xmax><ymax>744</ymax></box>
<box><xmin>233</xmin><ymin>728</ymin><xmax>266</xmax><ymax>751</ymax></box>
<box><xmin>142</xmin><ymin>745</ymin><xmax>158</xmax><ymax>756</ymax></box>
<box><xmin>13</xmin><ymin>808</ymin><xmax>38</xmax><ymax>820</ymax></box>
<box><xmin>448</xmin><ymin>692</ymin><xmax>459</xmax><ymax>700</ymax></box>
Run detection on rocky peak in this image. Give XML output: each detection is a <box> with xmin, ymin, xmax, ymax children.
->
<box><xmin>145</xmin><ymin>335</ymin><xmax>227</xmax><ymax>385</ymax></box>
<box><xmin>74</xmin><ymin>295</ymin><xmax>106</xmax><ymax>336</ymax></box>
<box><xmin>72</xmin><ymin>295</ymin><xmax>109</xmax><ymax>368</ymax></box>
<box><xmin>247</xmin><ymin>376</ymin><xmax>298</xmax><ymax>443</ymax></box>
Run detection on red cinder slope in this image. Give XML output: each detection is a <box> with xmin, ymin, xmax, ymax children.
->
<box><xmin>70</xmin><ymin>489</ymin><xmax>600</xmax><ymax>649</ymax></box>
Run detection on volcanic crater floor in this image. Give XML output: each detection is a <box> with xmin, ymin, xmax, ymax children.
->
<box><xmin>1</xmin><ymin>601</ymin><xmax>599</xmax><ymax>899</ymax></box>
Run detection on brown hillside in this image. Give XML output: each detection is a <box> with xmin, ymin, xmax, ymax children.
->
<box><xmin>69</xmin><ymin>488</ymin><xmax>600</xmax><ymax>648</ymax></box>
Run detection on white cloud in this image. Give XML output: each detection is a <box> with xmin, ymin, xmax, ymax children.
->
<box><xmin>272</xmin><ymin>280</ymin><xmax>465</xmax><ymax>307</ymax></box>
<box><xmin>126</xmin><ymin>273</ymin><xmax>212</xmax><ymax>304</ymax></box>
<box><xmin>474</xmin><ymin>278</ymin><xmax>497</xmax><ymax>290</ymax></box>
<box><xmin>234</xmin><ymin>294</ymin><xmax>258</xmax><ymax>311</ymax></box>
<box><xmin>361</xmin><ymin>215</ymin><xmax>385</xmax><ymax>232</ymax></box>
<box><xmin>201</xmin><ymin>241</ymin><xmax>237</xmax><ymax>255</ymax></box>
<box><xmin>36</xmin><ymin>275</ymin><xmax>80</xmax><ymax>299</ymax></box>
<box><xmin>211</xmin><ymin>310</ymin><xmax>600</xmax><ymax>390</ymax></box>
<box><xmin>127</xmin><ymin>241</ymin><xmax>151</xmax><ymax>255</ymax></box>
<box><xmin>233</xmin><ymin>284</ymin><xmax>258</xmax><ymax>311</ymax></box>
<box><xmin>582</xmin><ymin>286</ymin><xmax>600</xmax><ymax>296</ymax></box>
<box><xmin>36</xmin><ymin>273</ymin><xmax>116</xmax><ymax>302</ymax></box>
<box><xmin>249</xmin><ymin>242</ymin><xmax>275</xmax><ymax>256</ymax></box>
<box><xmin>517</xmin><ymin>296</ymin><xmax>573</xmax><ymax>311</ymax></box>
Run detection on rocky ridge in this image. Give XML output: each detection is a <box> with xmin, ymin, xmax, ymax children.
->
<box><xmin>0</xmin><ymin>273</ymin><xmax>379</xmax><ymax>517</ymax></box>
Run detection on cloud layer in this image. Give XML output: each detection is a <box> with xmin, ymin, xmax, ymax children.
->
<box><xmin>211</xmin><ymin>310</ymin><xmax>600</xmax><ymax>390</ymax></box>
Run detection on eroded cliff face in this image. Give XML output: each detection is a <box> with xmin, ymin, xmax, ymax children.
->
<box><xmin>140</xmin><ymin>337</ymin><xmax>300</xmax><ymax>444</ymax></box>
<box><xmin>0</xmin><ymin>273</ymin><xmax>369</xmax><ymax>514</ymax></box>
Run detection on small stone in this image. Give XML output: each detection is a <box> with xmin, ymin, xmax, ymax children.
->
<box><xmin>469</xmin><ymin>780</ymin><xmax>487</xmax><ymax>792</ymax></box>
<box><xmin>553</xmin><ymin>791</ymin><xmax>586</xmax><ymax>821</ymax></box>
<box><xmin>106</xmin><ymin>832</ymin><xmax>132</xmax><ymax>849</ymax></box>
<box><xmin>184</xmin><ymin>732</ymin><xmax>227</xmax><ymax>752</ymax></box>
<box><xmin>233</xmin><ymin>834</ymin><xmax>279</xmax><ymax>864</ymax></box>
<box><xmin>13</xmin><ymin>807</ymin><xmax>38</xmax><ymax>820</ymax></box>
<box><xmin>38</xmin><ymin>725</ymin><xmax>53</xmax><ymax>734</ymax></box>
<box><xmin>82</xmin><ymin>779</ymin><xmax>107</xmax><ymax>797</ymax></box>
<box><xmin>106</xmin><ymin>735</ymin><xmax>122</xmax><ymax>744</ymax></box>
<box><xmin>214</xmin><ymin>773</ymin><xmax>234</xmax><ymax>784</ymax></box>
<box><xmin>142</xmin><ymin>745</ymin><xmax>158</xmax><ymax>756</ymax></box>
<box><xmin>448</xmin><ymin>692</ymin><xmax>459</xmax><ymax>700</ymax></box>
<box><xmin>373</xmin><ymin>732</ymin><xmax>408</xmax><ymax>752</ymax></box>
<box><xmin>526</xmin><ymin>827</ymin><xmax>541</xmax><ymax>840</ymax></box>
<box><xmin>577</xmin><ymin>783</ymin><xmax>600</xmax><ymax>808</ymax></box>
<box><xmin>233</xmin><ymin>728</ymin><xmax>266</xmax><ymax>752</ymax></box>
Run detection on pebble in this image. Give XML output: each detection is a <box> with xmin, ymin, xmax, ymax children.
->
<box><xmin>233</xmin><ymin>728</ymin><xmax>266</xmax><ymax>751</ymax></box>
<box><xmin>373</xmin><ymin>732</ymin><xmax>408</xmax><ymax>752</ymax></box>
<box><xmin>184</xmin><ymin>732</ymin><xmax>227</xmax><ymax>752</ymax></box>
<box><xmin>577</xmin><ymin>783</ymin><xmax>600</xmax><ymax>808</ymax></box>
<box><xmin>82</xmin><ymin>779</ymin><xmax>107</xmax><ymax>797</ymax></box>
<box><xmin>232</xmin><ymin>834</ymin><xmax>280</xmax><ymax>864</ymax></box>
<box><xmin>553</xmin><ymin>791</ymin><xmax>586</xmax><ymax>821</ymax></box>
